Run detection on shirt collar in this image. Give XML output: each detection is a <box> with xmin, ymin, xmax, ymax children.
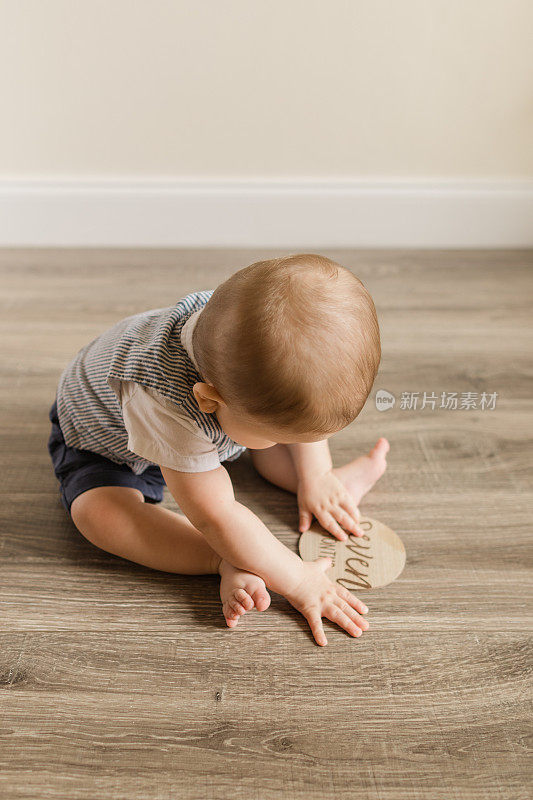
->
<box><xmin>180</xmin><ymin>308</ymin><xmax>203</xmax><ymax>374</ymax></box>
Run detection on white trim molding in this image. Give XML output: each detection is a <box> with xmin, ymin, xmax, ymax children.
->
<box><xmin>0</xmin><ymin>178</ymin><xmax>532</xmax><ymax>248</ymax></box>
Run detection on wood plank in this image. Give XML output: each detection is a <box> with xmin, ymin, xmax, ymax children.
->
<box><xmin>0</xmin><ymin>248</ymin><xmax>531</xmax><ymax>800</ymax></box>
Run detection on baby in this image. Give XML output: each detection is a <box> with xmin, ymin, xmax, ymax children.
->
<box><xmin>47</xmin><ymin>253</ymin><xmax>389</xmax><ymax>646</ymax></box>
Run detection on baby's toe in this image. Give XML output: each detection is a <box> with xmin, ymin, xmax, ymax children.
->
<box><xmin>228</xmin><ymin>590</ymin><xmax>251</xmax><ymax>616</ymax></box>
<box><xmin>251</xmin><ymin>587</ymin><xmax>271</xmax><ymax>612</ymax></box>
<box><xmin>228</xmin><ymin>600</ymin><xmax>246</xmax><ymax>616</ymax></box>
<box><xmin>372</xmin><ymin>437</ymin><xmax>390</xmax><ymax>458</ymax></box>
<box><xmin>223</xmin><ymin>602</ymin><xmax>240</xmax><ymax>627</ymax></box>
<box><xmin>233</xmin><ymin>587</ymin><xmax>254</xmax><ymax>611</ymax></box>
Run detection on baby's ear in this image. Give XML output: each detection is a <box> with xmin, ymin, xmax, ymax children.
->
<box><xmin>192</xmin><ymin>382</ymin><xmax>222</xmax><ymax>413</ymax></box>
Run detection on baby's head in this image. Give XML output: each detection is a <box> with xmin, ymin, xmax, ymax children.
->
<box><xmin>191</xmin><ymin>253</ymin><xmax>380</xmax><ymax>448</ymax></box>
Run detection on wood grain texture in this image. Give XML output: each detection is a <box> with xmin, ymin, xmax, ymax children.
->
<box><xmin>0</xmin><ymin>248</ymin><xmax>532</xmax><ymax>800</ymax></box>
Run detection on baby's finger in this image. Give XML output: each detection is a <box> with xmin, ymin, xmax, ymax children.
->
<box><xmin>305</xmin><ymin>610</ymin><xmax>328</xmax><ymax>646</ymax></box>
<box><xmin>319</xmin><ymin>511</ymin><xmax>348</xmax><ymax>541</ymax></box>
<box><xmin>334</xmin><ymin>506</ymin><xmax>362</xmax><ymax>537</ymax></box>
<box><xmin>298</xmin><ymin>508</ymin><xmax>313</xmax><ymax>533</ymax></box>
<box><xmin>336</xmin><ymin>585</ymin><xmax>369</xmax><ymax>616</ymax></box>
<box><xmin>324</xmin><ymin>603</ymin><xmax>362</xmax><ymax>639</ymax></box>
<box><xmin>339</xmin><ymin>496</ymin><xmax>364</xmax><ymax>535</ymax></box>
<box><xmin>335</xmin><ymin>597</ymin><xmax>369</xmax><ymax>631</ymax></box>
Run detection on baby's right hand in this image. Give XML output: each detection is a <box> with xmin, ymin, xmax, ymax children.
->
<box><xmin>285</xmin><ymin>558</ymin><xmax>370</xmax><ymax>646</ymax></box>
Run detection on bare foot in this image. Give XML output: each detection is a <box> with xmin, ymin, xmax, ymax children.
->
<box><xmin>218</xmin><ymin>560</ymin><xmax>271</xmax><ymax>628</ymax></box>
<box><xmin>333</xmin><ymin>437</ymin><xmax>390</xmax><ymax>507</ymax></box>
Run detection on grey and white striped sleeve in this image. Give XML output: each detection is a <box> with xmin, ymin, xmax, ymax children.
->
<box><xmin>120</xmin><ymin>381</ymin><xmax>221</xmax><ymax>473</ymax></box>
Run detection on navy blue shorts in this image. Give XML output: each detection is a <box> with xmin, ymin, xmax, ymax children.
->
<box><xmin>47</xmin><ymin>398</ymin><xmax>166</xmax><ymax>516</ymax></box>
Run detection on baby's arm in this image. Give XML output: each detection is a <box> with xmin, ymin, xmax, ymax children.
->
<box><xmin>161</xmin><ymin>464</ymin><xmax>304</xmax><ymax>595</ymax></box>
<box><xmin>161</xmin><ymin>464</ymin><xmax>369</xmax><ymax>645</ymax></box>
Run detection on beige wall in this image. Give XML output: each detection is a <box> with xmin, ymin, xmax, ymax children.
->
<box><xmin>1</xmin><ymin>0</ymin><xmax>532</xmax><ymax>179</ymax></box>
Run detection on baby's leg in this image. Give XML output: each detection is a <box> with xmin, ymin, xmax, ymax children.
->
<box><xmin>71</xmin><ymin>486</ymin><xmax>220</xmax><ymax>573</ymax></box>
<box><xmin>70</xmin><ymin>486</ymin><xmax>270</xmax><ymax>626</ymax></box>
<box><xmin>250</xmin><ymin>438</ymin><xmax>389</xmax><ymax>505</ymax></box>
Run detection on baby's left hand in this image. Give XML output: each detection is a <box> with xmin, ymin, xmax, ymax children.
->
<box><xmin>296</xmin><ymin>470</ymin><xmax>363</xmax><ymax>540</ymax></box>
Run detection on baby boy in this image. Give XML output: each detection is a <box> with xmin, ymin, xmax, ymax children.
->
<box><xmin>47</xmin><ymin>253</ymin><xmax>389</xmax><ymax>646</ymax></box>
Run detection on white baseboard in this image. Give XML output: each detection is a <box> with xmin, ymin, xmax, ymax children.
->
<box><xmin>1</xmin><ymin>178</ymin><xmax>532</xmax><ymax>248</ymax></box>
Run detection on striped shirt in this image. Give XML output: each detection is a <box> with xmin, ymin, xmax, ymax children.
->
<box><xmin>55</xmin><ymin>290</ymin><xmax>247</xmax><ymax>475</ymax></box>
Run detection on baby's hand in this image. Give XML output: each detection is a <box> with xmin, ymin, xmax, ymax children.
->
<box><xmin>297</xmin><ymin>469</ymin><xmax>363</xmax><ymax>540</ymax></box>
<box><xmin>285</xmin><ymin>557</ymin><xmax>369</xmax><ymax>646</ymax></box>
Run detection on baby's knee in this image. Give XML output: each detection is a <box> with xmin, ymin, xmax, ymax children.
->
<box><xmin>70</xmin><ymin>486</ymin><xmax>144</xmax><ymax>551</ymax></box>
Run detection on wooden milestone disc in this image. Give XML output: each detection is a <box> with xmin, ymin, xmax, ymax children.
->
<box><xmin>298</xmin><ymin>516</ymin><xmax>406</xmax><ymax>590</ymax></box>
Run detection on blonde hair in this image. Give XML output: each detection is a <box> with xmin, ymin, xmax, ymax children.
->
<box><xmin>193</xmin><ymin>253</ymin><xmax>381</xmax><ymax>435</ymax></box>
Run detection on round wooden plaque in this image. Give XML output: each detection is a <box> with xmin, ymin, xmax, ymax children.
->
<box><xmin>298</xmin><ymin>516</ymin><xmax>406</xmax><ymax>590</ymax></box>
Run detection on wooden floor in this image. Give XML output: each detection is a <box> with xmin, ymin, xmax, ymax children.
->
<box><xmin>1</xmin><ymin>248</ymin><xmax>531</xmax><ymax>800</ymax></box>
